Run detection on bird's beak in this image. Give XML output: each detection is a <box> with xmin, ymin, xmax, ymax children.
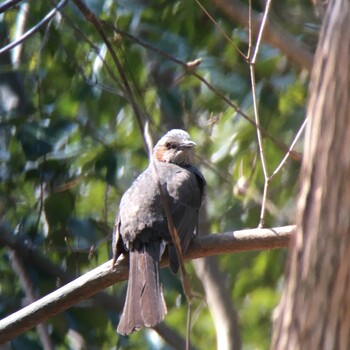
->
<box><xmin>178</xmin><ymin>140</ymin><xmax>196</xmax><ymax>150</ymax></box>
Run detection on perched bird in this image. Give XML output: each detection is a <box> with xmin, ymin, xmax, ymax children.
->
<box><xmin>112</xmin><ymin>129</ymin><xmax>206</xmax><ymax>335</ymax></box>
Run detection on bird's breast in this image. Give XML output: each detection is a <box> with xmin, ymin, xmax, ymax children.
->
<box><xmin>118</xmin><ymin>161</ymin><xmax>204</xmax><ymax>246</ymax></box>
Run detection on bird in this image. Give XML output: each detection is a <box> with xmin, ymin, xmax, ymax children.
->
<box><xmin>112</xmin><ymin>129</ymin><xmax>206</xmax><ymax>335</ymax></box>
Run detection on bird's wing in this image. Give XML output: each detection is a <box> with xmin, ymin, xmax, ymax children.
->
<box><xmin>161</xmin><ymin>163</ymin><xmax>205</xmax><ymax>272</ymax></box>
<box><xmin>118</xmin><ymin>162</ymin><xmax>205</xmax><ymax>256</ymax></box>
<box><xmin>111</xmin><ymin>214</ymin><xmax>123</xmax><ymax>266</ymax></box>
<box><xmin>118</xmin><ymin>166</ymin><xmax>165</xmax><ymax>246</ymax></box>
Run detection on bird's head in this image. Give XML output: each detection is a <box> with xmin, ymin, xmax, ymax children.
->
<box><xmin>153</xmin><ymin>129</ymin><xmax>196</xmax><ymax>166</ymax></box>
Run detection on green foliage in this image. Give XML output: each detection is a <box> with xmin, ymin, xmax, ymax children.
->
<box><xmin>0</xmin><ymin>0</ymin><xmax>318</xmax><ymax>348</ymax></box>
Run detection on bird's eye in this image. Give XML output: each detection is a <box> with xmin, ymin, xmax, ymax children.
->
<box><xmin>166</xmin><ymin>142</ymin><xmax>177</xmax><ymax>149</ymax></box>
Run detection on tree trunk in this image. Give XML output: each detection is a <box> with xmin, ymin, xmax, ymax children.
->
<box><xmin>272</xmin><ymin>0</ymin><xmax>350</xmax><ymax>349</ymax></box>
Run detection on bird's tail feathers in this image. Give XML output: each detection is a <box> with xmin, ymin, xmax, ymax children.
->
<box><xmin>117</xmin><ymin>241</ymin><xmax>166</xmax><ymax>335</ymax></box>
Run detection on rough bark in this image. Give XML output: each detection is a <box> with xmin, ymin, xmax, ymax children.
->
<box><xmin>272</xmin><ymin>0</ymin><xmax>350</xmax><ymax>348</ymax></box>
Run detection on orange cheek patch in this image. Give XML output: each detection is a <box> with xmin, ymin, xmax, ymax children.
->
<box><xmin>155</xmin><ymin>146</ymin><xmax>167</xmax><ymax>162</ymax></box>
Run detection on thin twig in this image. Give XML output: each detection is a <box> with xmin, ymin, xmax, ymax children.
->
<box><xmin>249</xmin><ymin>0</ymin><xmax>273</xmax><ymax>227</ymax></box>
<box><xmin>249</xmin><ymin>68</ymin><xmax>268</xmax><ymax>179</ymax></box>
<box><xmin>34</xmin><ymin>156</ymin><xmax>45</xmax><ymax>238</ymax></box>
<box><xmin>247</xmin><ymin>0</ymin><xmax>252</xmax><ymax>59</ymax></box>
<box><xmin>60</xmin><ymin>11</ymin><xmax>123</xmax><ymax>91</ymax></box>
<box><xmin>259</xmin><ymin>178</ymin><xmax>270</xmax><ymax>227</ymax></box>
<box><xmin>186</xmin><ymin>305</ymin><xmax>192</xmax><ymax>350</ymax></box>
<box><xmin>12</xmin><ymin>2</ymin><xmax>29</xmax><ymax>67</ymax></box>
<box><xmin>249</xmin><ymin>65</ymin><xmax>269</xmax><ymax>227</ymax></box>
<box><xmin>72</xmin><ymin>0</ymin><xmax>149</xmax><ymax>143</ymax></box>
<box><xmin>102</xmin><ymin>22</ymin><xmax>301</xmax><ymax>160</ymax></box>
<box><xmin>0</xmin><ymin>0</ymin><xmax>23</xmax><ymax>14</ymax></box>
<box><xmin>143</xmin><ymin>124</ymin><xmax>187</xmax><ymax>278</ymax></box>
<box><xmin>251</xmin><ymin>0</ymin><xmax>272</xmax><ymax>64</ymax></box>
<box><xmin>194</xmin><ymin>0</ymin><xmax>248</xmax><ymax>61</ymax></box>
<box><xmin>0</xmin><ymin>0</ymin><xmax>68</xmax><ymax>56</ymax></box>
<box><xmin>144</xmin><ymin>123</ymin><xmax>193</xmax><ymax>349</ymax></box>
<box><xmin>190</xmin><ymin>69</ymin><xmax>300</xmax><ymax>159</ymax></box>
<box><xmin>210</xmin><ymin>0</ymin><xmax>313</xmax><ymax>71</ymax></box>
<box><xmin>270</xmin><ymin>118</ymin><xmax>308</xmax><ymax>179</ymax></box>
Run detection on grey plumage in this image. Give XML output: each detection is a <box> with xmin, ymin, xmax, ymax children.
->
<box><xmin>113</xmin><ymin>130</ymin><xmax>205</xmax><ymax>335</ymax></box>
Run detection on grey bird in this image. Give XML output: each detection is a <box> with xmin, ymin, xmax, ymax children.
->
<box><xmin>112</xmin><ymin>129</ymin><xmax>206</xmax><ymax>335</ymax></box>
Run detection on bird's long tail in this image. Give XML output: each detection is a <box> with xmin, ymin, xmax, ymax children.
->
<box><xmin>117</xmin><ymin>241</ymin><xmax>167</xmax><ymax>335</ymax></box>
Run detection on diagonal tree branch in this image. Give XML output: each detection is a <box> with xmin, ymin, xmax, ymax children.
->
<box><xmin>0</xmin><ymin>0</ymin><xmax>23</xmax><ymax>14</ymax></box>
<box><xmin>0</xmin><ymin>225</ymin><xmax>294</xmax><ymax>343</ymax></box>
<box><xmin>0</xmin><ymin>225</ymin><xmax>195</xmax><ymax>350</ymax></box>
<box><xmin>0</xmin><ymin>0</ymin><xmax>68</xmax><ymax>55</ymax></box>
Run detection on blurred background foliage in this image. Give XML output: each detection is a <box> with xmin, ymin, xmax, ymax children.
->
<box><xmin>0</xmin><ymin>0</ymin><xmax>320</xmax><ymax>349</ymax></box>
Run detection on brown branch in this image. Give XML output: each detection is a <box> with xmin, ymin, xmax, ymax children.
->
<box><xmin>0</xmin><ymin>225</ymin><xmax>194</xmax><ymax>349</ymax></box>
<box><xmin>0</xmin><ymin>225</ymin><xmax>294</xmax><ymax>343</ymax></box>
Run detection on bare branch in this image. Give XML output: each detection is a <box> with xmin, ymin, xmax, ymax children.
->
<box><xmin>100</xmin><ymin>23</ymin><xmax>301</xmax><ymax>161</ymax></box>
<box><xmin>72</xmin><ymin>0</ymin><xmax>146</xmax><ymax>141</ymax></box>
<box><xmin>0</xmin><ymin>0</ymin><xmax>68</xmax><ymax>56</ymax></box>
<box><xmin>251</xmin><ymin>0</ymin><xmax>272</xmax><ymax>64</ymax></box>
<box><xmin>270</xmin><ymin>117</ymin><xmax>308</xmax><ymax>179</ymax></box>
<box><xmin>0</xmin><ymin>228</ymin><xmax>196</xmax><ymax>350</ymax></box>
<box><xmin>0</xmin><ymin>225</ymin><xmax>294</xmax><ymax>343</ymax></box>
<box><xmin>210</xmin><ymin>0</ymin><xmax>313</xmax><ymax>71</ymax></box>
<box><xmin>193</xmin><ymin>0</ymin><xmax>248</xmax><ymax>61</ymax></box>
<box><xmin>12</xmin><ymin>2</ymin><xmax>29</xmax><ymax>67</ymax></box>
<box><xmin>0</xmin><ymin>0</ymin><xmax>23</xmax><ymax>14</ymax></box>
<box><xmin>249</xmin><ymin>0</ymin><xmax>273</xmax><ymax>227</ymax></box>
